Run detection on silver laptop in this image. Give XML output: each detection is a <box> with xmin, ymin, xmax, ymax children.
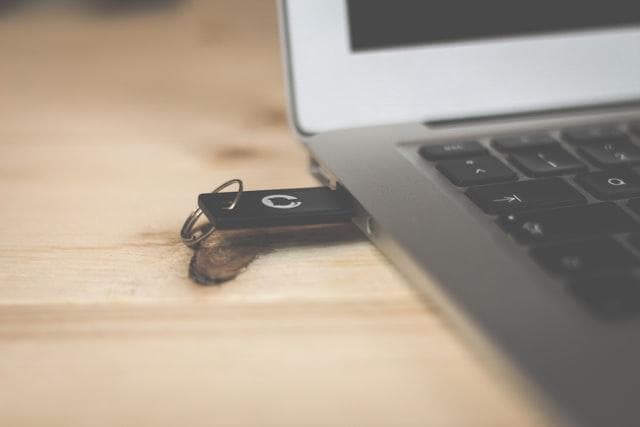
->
<box><xmin>279</xmin><ymin>2</ymin><xmax>640</xmax><ymax>426</ymax></box>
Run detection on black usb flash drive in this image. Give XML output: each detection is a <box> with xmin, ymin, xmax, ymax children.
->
<box><xmin>197</xmin><ymin>186</ymin><xmax>355</xmax><ymax>229</ymax></box>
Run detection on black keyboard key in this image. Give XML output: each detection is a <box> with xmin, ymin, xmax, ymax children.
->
<box><xmin>531</xmin><ymin>238</ymin><xmax>638</xmax><ymax>277</ymax></box>
<box><xmin>419</xmin><ymin>141</ymin><xmax>485</xmax><ymax>160</ymax></box>
<box><xmin>437</xmin><ymin>155</ymin><xmax>516</xmax><ymax>187</ymax></box>
<box><xmin>466</xmin><ymin>178</ymin><xmax>585</xmax><ymax>214</ymax></box>
<box><xmin>578</xmin><ymin>140</ymin><xmax>640</xmax><ymax>168</ymax></box>
<box><xmin>562</xmin><ymin>125</ymin><xmax>628</xmax><ymax>144</ymax></box>
<box><xmin>509</xmin><ymin>146</ymin><xmax>586</xmax><ymax>177</ymax></box>
<box><xmin>499</xmin><ymin>203</ymin><xmax>637</xmax><ymax>243</ymax></box>
<box><xmin>492</xmin><ymin>134</ymin><xmax>557</xmax><ymax>152</ymax></box>
<box><xmin>575</xmin><ymin>170</ymin><xmax>640</xmax><ymax>200</ymax></box>
<box><xmin>570</xmin><ymin>275</ymin><xmax>640</xmax><ymax>320</ymax></box>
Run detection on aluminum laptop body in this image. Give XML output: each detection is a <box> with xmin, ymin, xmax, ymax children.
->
<box><xmin>279</xmin><ymin>2</ymin><xmax>640</xmax><ymax>426</ymax></box>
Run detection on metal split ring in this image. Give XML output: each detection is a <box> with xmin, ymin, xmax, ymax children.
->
<box><xmin>180</xmin><ymin>179</ymin><xmax>244</xmax><ymax>248</ymax></box>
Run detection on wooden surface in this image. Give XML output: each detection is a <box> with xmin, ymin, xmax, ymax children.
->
<box><xmin>0</xmin><ymin>2</ymin><xmax>549</xmax><ymax>426</ymax></box>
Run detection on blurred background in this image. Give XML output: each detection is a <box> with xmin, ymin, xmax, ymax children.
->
<box><xmin>0</xmin><ymin>0</ymin><xmax>296</xmax><ymax>154</ymax></box>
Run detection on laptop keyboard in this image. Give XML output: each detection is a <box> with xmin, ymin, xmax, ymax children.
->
<box><xmin>419</xmin><ymin>121</ymin><xmax>640</xmax><ymax>319</ymax></box>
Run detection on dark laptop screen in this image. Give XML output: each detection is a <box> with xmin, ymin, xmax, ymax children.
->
<box><xmin>347</xmin><ymin>1</ymin><xmax>640</xmax><ymax>51</ymax></box>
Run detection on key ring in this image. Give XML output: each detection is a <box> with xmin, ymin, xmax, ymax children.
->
<box><xmin>180</xmin><ymin>179</ymin><xmax>243</xmax><ymax>248</ymax></box>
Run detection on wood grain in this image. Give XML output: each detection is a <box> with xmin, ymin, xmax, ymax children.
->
<box><xmin>0</xmin><ymin>1</ymin><xmax>551</xmax><ymax>426</ymax></box>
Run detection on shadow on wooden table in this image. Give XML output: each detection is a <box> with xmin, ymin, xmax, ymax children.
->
<box><xmin>191</xmin><ymin>223</ymin><xmax>363</xmax><ymax>284</ymax></box>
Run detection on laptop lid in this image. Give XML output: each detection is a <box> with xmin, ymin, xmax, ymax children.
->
<box><xmin>280</xmin><ymin>1</ymin><xmax>640</xmax><ymax>134</ymax></box>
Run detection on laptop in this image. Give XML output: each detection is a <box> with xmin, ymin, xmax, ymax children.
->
<box><xmin>279</xmin><ymin>2</ymin><xmax>640</xmax><ymax>426</ymax></box>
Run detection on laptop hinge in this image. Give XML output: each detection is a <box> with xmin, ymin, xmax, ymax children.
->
<box><xmin>425</xmin><ymin>99</ymin><xmax>640</xmax><ymax>129</ymax></box>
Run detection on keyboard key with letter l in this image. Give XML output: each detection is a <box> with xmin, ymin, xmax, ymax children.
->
<box><xmin>578</xmin><ymin>140</ymin><xmax>640</xmax><ymax>168</ymax></box>
<box><xmin>498</xmin><ymin>203</ymin><xmax>638</xmax><ymax>243</ymax></box>
<box><xmin>509</xmin><ymin>146</ymin><xmax>586</xmax><ymax>177</ymax></box>
<box><xmin>575</xmin><ymin>170</ymin><xmax>640</xmax><ymax>200</ymax></box>
<box><xmin>466</xmin><ymin>178</ymin><xmax>585</xmax><ymax>214</ymax></box>
<box><xmin>562</xmin><ymin>125</ymin><xmax>629</xmax><ymax>144</ymax></box>
<box><xmin>531</xmin><ymin>238</ymin><xmax>638</xmax><ymax>277</ymax></box>
<box><xmin>436</xmin><ymin>155</ymin><xmax>516</xmax><ymax>187</ymax></box>
<box><xmin>492</xmin><ymin>134</ymin><xmax>557</xmax><ymax>152</ymax></box>
<box><xmin>419</xmin><ymin>141</ymin><xmax>485</xmax><ymax>160</ymax></box>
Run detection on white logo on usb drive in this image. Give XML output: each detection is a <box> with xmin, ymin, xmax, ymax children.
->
<box><xmin>261</xmin><ymin>194</ymin><xmax>302</xmax><ymax>209</ymax></box>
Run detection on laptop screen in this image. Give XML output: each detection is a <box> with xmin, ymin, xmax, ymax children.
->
<box><xmin>348</xmin><ymin>1</ymin><xmax>640</xmax><ymax>51</ymax></box>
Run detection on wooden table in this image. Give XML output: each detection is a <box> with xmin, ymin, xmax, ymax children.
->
<box><xmin>0</xmin><ymin>1</ymin><xmax>549</xmax><ymax>425</ymax></box>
